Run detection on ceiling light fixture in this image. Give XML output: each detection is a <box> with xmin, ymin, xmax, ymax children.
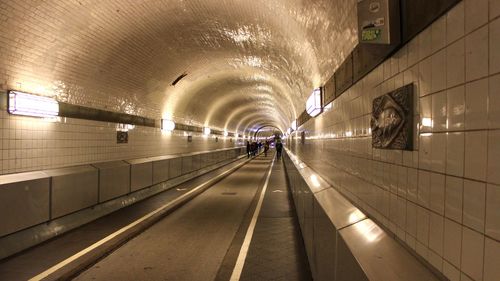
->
<box><xmin>161</xmin><ymin>119</ymin><xmax>176</xmax><ymax>132</ymax></box>
<box><xmin>8</xmin><ymin>90</ymin><xmax>59</xmax><ymax>118</ymax></box>
<box><xmin>306</xmin><ymin>88</ymin><xmax>322</xmax><ymax>117</ymax></box>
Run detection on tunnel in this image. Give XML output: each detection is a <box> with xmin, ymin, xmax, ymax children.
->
<box><xmin>0</xmin><ymin>0</ymin><xmax>499</xmax><ymax>280</ymax></box>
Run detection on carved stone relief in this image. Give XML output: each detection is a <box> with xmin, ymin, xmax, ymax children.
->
<box><xmin>371</xmin><ymin>84</ymin><xmax>414</xmax><ymax>150</ymax></box>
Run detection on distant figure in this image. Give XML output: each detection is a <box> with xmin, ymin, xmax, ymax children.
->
<box><xmin>251</xmin><ymin>142</ymin><xmax>257</xmax><ymax>156</ymax></box>
<box><xmin>250</xmin><ymin>142</ymin><xmax>254</xmax><ymax>157</ymax></box>
<box><xmin>246</xmin><ymin>141</ymin><xmax>251</xmax><ymax>158</ymax></box>
<box><xmin>264</xmin><ymin>141</ymin><xmax>270</xmax><ymax>157</ymax></box>
<box><xmin>276</xmin><ymin>141</ymin><xmax>283</xmax><ymax>159</ymax></box>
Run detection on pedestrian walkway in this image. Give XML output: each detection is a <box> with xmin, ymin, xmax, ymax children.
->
<box><xmin>238</xmin><ymin>157</ymin><xmax>312</xmax><ymax>281</ymax></box>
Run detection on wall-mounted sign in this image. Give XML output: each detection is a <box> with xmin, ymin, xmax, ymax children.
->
<box><xmin>358</xmin><ymin>0</ymin><xmax>400</xmax><ymax>45</ymax></box>
<box><xmin>187</xmin><ymin>135</ymin><xmax>193</xmax><ymax>142</ymax></box>
<box><xmin>117</xmin><ymin>131</ymin><xmax>128</xmax><ymax>144</ymax></box>
<box><xmin>371</xmin><ymin>84</ymin><xmax>414</xmax><ymax>150</ymax></box>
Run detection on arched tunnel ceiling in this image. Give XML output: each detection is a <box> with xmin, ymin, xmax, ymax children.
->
<box><xmin>0</xmin><ymin>0</ymin><xmax>358</xmax><ymax>135</ymax></box>
<box><xmin>254</xmin><ymin>125</ymin><xmax>282</xmax><ymax>139</ymax></box>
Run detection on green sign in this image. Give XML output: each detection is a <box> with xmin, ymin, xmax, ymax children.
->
<box><xmin>361</xmin><ymin>29</ymin><xmax>382</xmax><ymax>42</ymax></box>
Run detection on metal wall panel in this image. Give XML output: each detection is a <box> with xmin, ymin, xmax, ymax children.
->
<box><xmin>169</xmin><ymin>158</ymin><xmax>182</xmax><ymax>178</ymax></box>
<box><xmin>93</xmin><ymin>161</ymin><xmax>131</xmax><ymax>202</ymax></box>
<box><xmin>401</xmin><ymin>0</ymin><xmax>460</xmax><ymax>42</ymax></box>
<box><xmin>338</xmin><ymin>219</ymin><xmax>440</xmax><ymax>281</ymax></box>
<box><xmin>152</xmin><ymin>158</ymin><xmax>170</xmax><ymax>184</ymax></box>
<box><xmin>199</xmin><ymin>153</ymin><xmax>208</xmax><ymax>168</ymax></box>
<box><xmin>335</xmin><ymin>54</ymin><xmax>353</xmax><ymax>96</ymax></box>
<box><xmin>206</xmin><ymin>152</ymin><xmax>214</xmax><ymax>166</ymax></box>
<box><xmin>323</xmin><ymin>75</ymin><xmax>336</xmax><ymax>106</ymax></box>
<box><xmin>352</xmin><ymin>44</ymin><xmax>394</xmax><ymax>82</ymax></box>
<box><xmin>303</xmin><ymin>185</ymin><xmax>315</xmax><ymax>267</ymax></box>
<box><xmin>335</xmin><ymin>234</ymin><xmax>369</xmax><ymax>281</ymax></box>
<box><xmin>45</xmin><ymin>165</ymin><xmax>98</xmax><ymax>219</ymax></box>
<box><xmin>212</xmin><ymin>151</ymin><xmax>218</xmax><ymax>164</ymax></box>
<box><xmin>127</xmin><ymin>160</ymin><xmax>153</xmax><ymax>192</ymax></box>
<box><xmin>181</xmin><ymin>156</ymin><xmax>193</xmax><ymax>175</ymax></box>
<box><xmin>314</xmin><ymin>188</ymin><xmax>366</xmax><ymax>228</ymax></box>
<box><xmin>0</xmin><ymin>172</ymin><xmax>50</xmax><ymax>237</ymax></box>
<box><xmin>191</xmin><ymin>154</ymin><xmax>201</xmax><ymax>171</ymax></box>
<box><xmin>312</xmin><ymin>197</ymin><xmax>337</xmax><ymax>281</ymax></box>
<box><xmin>283</xmin><ymin>149</ymin><xmax>442</xmax><ymax>281</ymax></box>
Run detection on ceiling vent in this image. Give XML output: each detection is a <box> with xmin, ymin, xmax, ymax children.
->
<box><xmin>171</xmin><ymin>73</ymin><xmax>188</xmax><ymax>86</ymax></box>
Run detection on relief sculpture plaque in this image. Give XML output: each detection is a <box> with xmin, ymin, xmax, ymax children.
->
<box><xmin>371</xmin><ymin>84</ymin><xmax>414</xmax><ymax>150</ymax></box>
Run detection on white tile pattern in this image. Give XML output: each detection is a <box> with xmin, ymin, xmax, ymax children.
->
<box><xmin>290</xmin><ymin>2</ymin><xmax>500</xmax><ymax>280</ymax></box>
<box><xmin>0</xmin><ymin>0</ymin><xmax>358</xmax><ymax>136</ymax></box>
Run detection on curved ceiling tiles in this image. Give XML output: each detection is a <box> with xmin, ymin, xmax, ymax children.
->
<box><xmin>0</xmin><ymin>0</ymin><xmax>358</xmax><ymax>135</ymax></box>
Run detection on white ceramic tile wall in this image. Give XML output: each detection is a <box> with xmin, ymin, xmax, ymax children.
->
<box><xmin>290</xmin><ymin>2</ymin><xmax>500</xmax><ymax>280</ymax></box>
<box><xmin>0</xmin><ymin>0</ymin><xmax>360</xmax><ymax>136</ymax></box>
<box><xmin>0</xmin><ymin>110</ymin><xmax>243</xmax><ymax>175</ymax></box>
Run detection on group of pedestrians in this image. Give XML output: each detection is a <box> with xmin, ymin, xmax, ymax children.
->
<box><xmin>246</xmin><ymin>141</ymin><xmax>259</xmax><ymax>158</ymax></box>
<box><xmin>246</xmin><ymin>140</ymin><xmax>283</xmax><ymax>159</ymax></box>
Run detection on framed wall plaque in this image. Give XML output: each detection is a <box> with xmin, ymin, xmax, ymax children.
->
<box><xmin>371</xmin><ymin>83</ymin><xmax>414</xmax><ymax>150</ymax></box>
<box><xmin>117</xmin><ymin>131</ymin><xmax>128</xmax><ymax>144</ymax></box>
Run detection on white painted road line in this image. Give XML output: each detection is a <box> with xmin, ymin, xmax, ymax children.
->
<box><xmin>29</xmin><ymin>160</ymin><xmax>246</xmax><ymax>281</ymax></box>
<box><xmin>230</xmin><ymin>157</ymin><xmax>275</xmax><ymax>281</ymax></box>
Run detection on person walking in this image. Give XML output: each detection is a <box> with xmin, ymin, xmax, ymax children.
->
<box><xmin>246</xmin><ymin>141</ymin><xmax>251</xmax><ymax>158</ymax></box>
<box><xmin>264</xmin><ymin>141</ymin><xmax>270</xmax><ymax>157</ymax></box>
<box><xmin>276</xmin><ymin>141</ymin><xmax>283</xmax><ymax>159</ymax></box>
<box><xmin>252</xmin><ymin>141</ymin><xmax>257</xmax><ymax>156</ymax></box>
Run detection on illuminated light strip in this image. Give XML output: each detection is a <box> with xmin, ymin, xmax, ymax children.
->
<box><xmin>28</xmin><ymin>157</ymin><xmax>249</xmax><ymax>281</ymax></box>
<box><xmin>161</xmin><ymin>119</ymin><xmax>175</xmax><ymax>132</ymax></box>
<box><xmin>8</xmin><ymin>91</ymin><xmax>59</xmax><ymax>118</ymax></box>
<box><xmin>230</xmin><ymin>156</ymin><xmax>275</xmax><ymax>281</ymax></box>
<box><xmin>306</xmin><ymin>87</ymin><xmax>322</xmax><ymax>117</ymax></box>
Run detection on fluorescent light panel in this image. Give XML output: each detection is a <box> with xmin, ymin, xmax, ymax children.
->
<box><xmin>117</xmin><ymin>123</ymin><xmax>134</xmax><ymax>132</ymax></box>
<box><xmin>422</xmin><ymin>117</ymin><xmax>433</xmax><ymax>127</ymax></box>
<box><xmin>161</xmin><ymin>119</ymin><xmax>176</xmax><ymax>132</ymax></box>
<box><xmin>203</xmin><ymin>127</ymin><xmax>211</xmax><ymax>135</ymax></box>
<box><xmin>8</xmin><ymin>91</ymin><xmax>59</xmax><ymax>118</ymax></box>
<box><xmin>306</xmin><ymin>88</ymin><xmax>322</xmax><ymax>117</ymax></box>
